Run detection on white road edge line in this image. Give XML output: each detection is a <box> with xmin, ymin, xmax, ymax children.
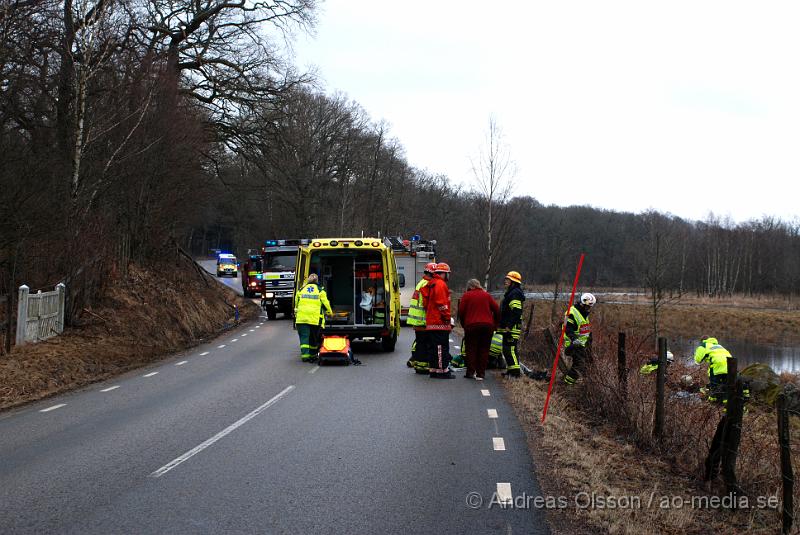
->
<box><xmin>40</xmin><ymin>404</ymin><xmax>66</xmax><ymax>413</ymax></box>
<box><xmin>149</xmin><ymin>385</ymin><xmax>295</xmax><ymax>478</ymax></box>
<box><xmin>493</xmin><ymin>437</ymin><xmax>506</xmax><ymax>451</ymax></box>
<box><xmin>101</xmin><ymin>386</ymin><xmax>120</xmax><ymax>392</ymax></box>
<box><xmin>176</xmin><ymin>361</ymin><xmax>188</xmax><ymax>366</ymax></box>
<box><xmin>487</xmin><ymin>409</ymin><xmax>498</xmax><ymax>419</ymax></box>
<box><xmin>481</xmin><ymin>389</ymin><xmax>491</xmax><ymax>397</ymax></box>
<box><xmin>496</xmin><ymin>483</ymin><xmax>513</xmax><ymax>504</ymax></box>
<box><xmin>200</xmin><ymin>351</ymin><xmax>210</xmax><ymax>356</ymax></box>
<box><xmin>143</xmin><ymin>372</ymin><xmax>158</xmax><ymax>378</ymax></box>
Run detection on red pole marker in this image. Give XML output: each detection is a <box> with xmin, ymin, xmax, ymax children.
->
<box><xmin>541</xmin><ymin>253</ymin><xmax>585</xmax><ymax>423</ymax></box>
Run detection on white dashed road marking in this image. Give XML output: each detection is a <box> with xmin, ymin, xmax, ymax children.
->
<box><xmin>149</xmin><ymin>385</ymin><xmax>295</xmax><ymax>478</ymax></box>
<box><xmin>143</xmin><ymin>372</ymin><xmax>158</xmax><ymax>378</ymax></box>
<box><xmin>100</xmin><ymin>386</ymin><xmax>120</xmax><ymax>392</ymax></box>
<box><xmin>200</xmin><ymin>351</ymin><xmax>210</xmax><ymax>356</ymax></box>
<box><xmin>487</xmin><ymin>409</ymin><xmax>498</xmax><ymax>419</ymax></box>
<box><xmin>496</xmin><ymin>483</ymin><xmax>513</xmax><ymax>504</ymax></box>
<box><xmin>493</xmin><ymin>437</ymin><xmax>506</xmax><ymax>451</ymax></box>
<box><xmin>249</xmin><ymin>329</ymin><xmax>255</xmax><ymax>332</ymax></box>
<box><xmin>176</xmin><ymin>361</ymin><xmax>188</xmax><ymax>366</ymax></box>
<box><xmin>481</xmin><ymin>389</ymin><xmax>491</xmax><ymax>397</ymax></box>
<box><xmin>40</xmin><ymin>404</ymin><xmax>66</xmax><ymax>413</ymax></box>
<box><xmin>217</xmin><ymin>345</ymin><xmax>226</xmax><ymax>349</ymax></box>
<box><xmin>309</xmin><ymin>366</ymin><xmax>319</xmax><ymax>374</ymax></box>
<box><xmin>242</xmin><ymin>334</ymin><xmax>247</xmax><ymax>337</ymax></box>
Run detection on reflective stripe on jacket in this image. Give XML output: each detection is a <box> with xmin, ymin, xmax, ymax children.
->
<box><xmin>294</xmin><ymin>283</ymin><xmax>332</xmax><ymax>325</ymax></box>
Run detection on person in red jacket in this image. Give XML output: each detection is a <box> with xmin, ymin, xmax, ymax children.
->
<box><xmin>458</xmin><ymin>278</ymin><xmax>500</xmax><ymax>380</ymax></box>
<box><xmin>424</xmin><ymin>262</ymin><xmax>454</xmax><ymax>379</ymax></box>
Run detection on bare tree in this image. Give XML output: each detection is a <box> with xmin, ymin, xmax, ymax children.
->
<box><xmin>470</xmin><ymin>116</ymin><xmax>515</xmax><ymax>290</ymax></box>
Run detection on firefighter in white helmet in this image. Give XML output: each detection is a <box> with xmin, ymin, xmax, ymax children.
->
<box><xmin>563</xmin><ymin>292</ymin><xmax>595</xmax><ymax>384</ymax></box>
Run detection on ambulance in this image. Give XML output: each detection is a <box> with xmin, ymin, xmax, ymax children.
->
<box><xmin>294</xmin><ymin>238</ymin><xmax>401</xmax><ymax>351</ymax></box>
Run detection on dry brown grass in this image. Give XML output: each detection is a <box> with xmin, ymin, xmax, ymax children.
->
<box><xmin>530</xmin><ymin>300</ymin><xmax>800</xmax><ymax>347</ymax></box>
<box><xmin>505</xmin><ymin>300</ymin><xmax>800</xmax><ymax>534</ymax></box>
<box><xmin>0</xmin><ymin>261</ymin><xmax>260</xmax><ymax>411</ymax></box>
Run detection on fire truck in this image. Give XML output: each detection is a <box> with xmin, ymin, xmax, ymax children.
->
<box><xmin>260</xmin><ymin>239</ymin><xmax>309</xmax><ymax>320</ymax></box>
<box><xmin>241</xmin><ymin>249</ymin><xmax>264</xmax><ymax>298</ymax></box>
<box><xmin>384</xmin><ymin>236</ymin><xmax>437</xmax><ymax>323</ymax></box>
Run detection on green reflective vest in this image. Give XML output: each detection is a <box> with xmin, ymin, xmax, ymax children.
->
<box><xmin>490</xmin><ymin>332</ymin><xmax>503</xmax><ymax>356</ymax></box>
<box><xmin>407</xmin><ymin>278</ymin><xmax>429</xmax><ymax>327</ymax></box>
<box><xmin>564</xmin><ymin>305</ymin><xmax>590</xmax><ymax>348</ymax></box>
<box><xmin>294</xmin><ymin>283</ymin><xmax>332</xmax><ymax>325</ymax></box>
<box><xmin>694</xmin><ymin>338</ymin><xmax>731</xmax><ymax>378</ymax></box>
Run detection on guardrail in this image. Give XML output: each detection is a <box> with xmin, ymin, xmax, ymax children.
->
<box><xmin>16</xmin><ymin>283</ymin><xmax>66</xmax><ymax>345</ymax></box>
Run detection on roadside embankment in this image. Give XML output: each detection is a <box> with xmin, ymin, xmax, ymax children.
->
<box><xmin>0</xmin><ymin>260</ymin><xmax>260</xmax><ymax>411</ymax></box>
<box><xmin>503</xmin><ymin>300</ymin><xmax>800</xmax><ymax>534</ymax></box>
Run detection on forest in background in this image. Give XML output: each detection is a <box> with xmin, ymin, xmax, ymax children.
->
<box><xmin>2</xmin><ymin>0</ymin><xmax>799</xmax><ymax>330</ymax></box>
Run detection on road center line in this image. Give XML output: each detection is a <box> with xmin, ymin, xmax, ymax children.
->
<box><xmin>175</xmin><ymin>361</ymin><xmax>188</xmax><ymax>366</ymax></box>
<box><xmin>493</xmin><ymin>437</ymin><xmax>506</xmax><ymax>451</ymax></box>
<box><xmin>200</xmin><ymin>351</ymin><xmax>210</xmax><ymax>356</ymax></box>
<box><xmin>481</xmin><ymin>389</ymin><xmax>491</xmax><ymax>396</ymax></box>
<box><xmin>149</xmin><ymin>385</ymin><xmax>295</xmax><ymax>478</ymax></box>
<box><xmin>100</xmin><ymin>386</ymin><xmax>120</xmax><ymax>392</ymax></box>
<box><xmin>487</xmin><ymin>409</ymin><xmax>498</xmax><ymax>419</ymax></box>
<box><xmin>40</xmin><ymin>404</ymin><xmax>66</xmax><ymax>412</ymax></box>
<box><xmin>143</xmin><ymin>372</ymin><xmax>158</xmax><ymax>377</ymax></box>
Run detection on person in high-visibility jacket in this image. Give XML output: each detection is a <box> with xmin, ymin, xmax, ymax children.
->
<box><xmin>406</xmin><ymin>262</ymin><xmax>436</xmax><ymax>373</ymax></box>
<box><xmin>294</xmin><ymin>273</ymin><xmax>332</xmax><ymax>362</ymax></box>
<box><xmin>499</xmin><ymin>271</ymin><xmax>525</xmax><ymax>378</ymax></box>
<box><xmin>694</xmin><ymin>336</ymin><xmax>732</xmax><ymax>404</ymax></box>
<box><xmin>563</xmin><ymin>292</ymin><xmax>595</xmax><ymax>384</ymax></box>
<box><xmin>639</xmin><ymin>351</ymin><xmax>673</xmax><ymax>375</ymax></box>
<box><xmin>489</xmin><ymin>331</ymin><xmax>505</xmax><ymax>369</ymax></box>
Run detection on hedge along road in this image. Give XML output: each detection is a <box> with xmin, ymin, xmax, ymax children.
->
<box><xmin>0</xmin><ymin>266</ymin><xmax>549</xmax><ymax>534</ymax></box>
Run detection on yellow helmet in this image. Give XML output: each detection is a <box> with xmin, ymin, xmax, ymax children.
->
<box><xmin>505</xmin><ymin>271</ymin><xmax>522</xmax><ymax>284</ymax></box>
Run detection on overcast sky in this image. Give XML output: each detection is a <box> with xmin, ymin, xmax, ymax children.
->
<box><xmin>292</xmin><ymin>1</ymin><xmax>799</xmax><ymax>224</ymax></box>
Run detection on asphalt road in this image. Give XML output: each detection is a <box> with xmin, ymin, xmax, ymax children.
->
<box><xmin>0</xmin><ymin>264</ymin><xmax>550</xmax><ymax>534</ymax></box>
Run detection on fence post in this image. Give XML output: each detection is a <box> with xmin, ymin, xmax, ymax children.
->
<box><xmin>777</xmin><ymin>392</ymin><xmax>794</xmax><ymax>534</ymax></box>
<box><xmin>721</xmin><ymin>379</ymin><xmax>744</xmax><ymax>504</ymax></box>
<box><xmin>653</xmin><ymin>337</ymin><xmax>667</xmax><ymax>439</ymax></box>
<box><xmin>15</xmin><ymin>285</ymin><xmax>29</xmax><ymax>346</ymax></box>
<box><xmin>617</xmin><ymin>332</ymin><xmax>627</xmax><ymax>402</ymax></box>
<box><xmin>56</xmin><ymin>283</ymin><xmax>66</xmax><ymax>334</ymax></box>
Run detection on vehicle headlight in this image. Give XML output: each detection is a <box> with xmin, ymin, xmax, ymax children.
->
<box><xmin>264</xmin><ymin>292</ymin><xmax>274</xmax><ymax>298</ymax></box>
<box><xmin>250</xmin><ymin>282</ymin><xmax>257</xmax><ymax>286</ymax></box>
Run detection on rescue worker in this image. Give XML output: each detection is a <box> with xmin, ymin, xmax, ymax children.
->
<box><xmin>639</xmin><ymin>351</ymin><xmax>674</xmax><ymax>375</ymax></box>
<box><xmin>425</xmin><ymin>262</ymin><xmax>454</xmax><ymax>379</ymax></box>
<box><xmin>563</xmin><ymin>292</ymin><xmax>595</xmax><ymax>385</ymax></box>
<box><xmin>488</xmin><ymin>331</ymin><xmax>505</xmax><ymax>369</ymax></box>
<box><xmin>499</xmin><ymin>271</ymin><xmax>525</xmax><ymax>378</ymax></box>
<box><xmin>293</xmin><ymin>273</ymin><xmax>332</xmax><ymax>362</ymax></box>
<box><xmin>406</xmin><ymin>262</ymin><xmax>437</xmax><ymax>373</ymax></box>
<box><xmin>694</xmin><ymin>336</ymin><xmax>733</xmax><ymax>404</ymax></box>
